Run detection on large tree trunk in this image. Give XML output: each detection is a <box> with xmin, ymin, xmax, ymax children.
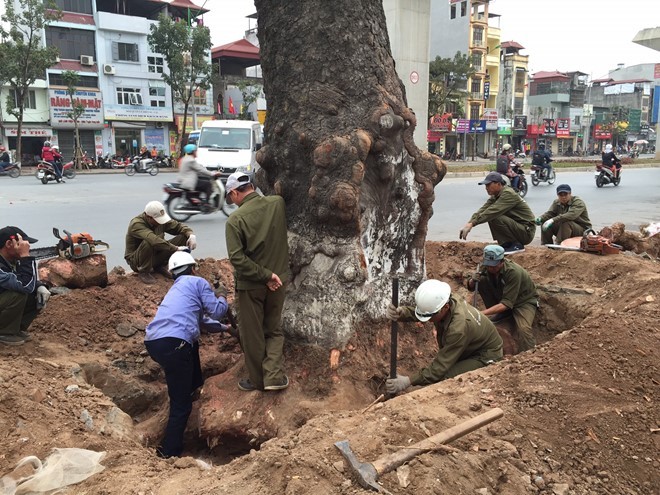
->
<box><xmin>254</xmin><ymin>0</ymin><xmax>445</xmax><ymax>348</ymax></box>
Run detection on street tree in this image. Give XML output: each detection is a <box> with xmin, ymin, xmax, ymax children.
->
<box><xmin>61</xmin><ymin>71</ymin><xmax>85</xmax><ymax>169</ymax></box>
<box><xmin>428</xmin><ymin>52</ymin><xmax>475</xmax><ymax>118</ymax></box>
<box><xmin>0</xmin><ymin>0</ymin><xmax>60</xmax><ymax>165</ymax></box>
<box><xmin>236</xmin><ymin>80</ymin><xmax>262</xmax><ymax>120</ymax></box>
<box><xmin>254</xmin><ymin>0</ymin><xmax>446</xmax><ymax>348</ymax></box>
<box><xmin>148</xmin><ymin>15</ymin><xmax>212</xmax><ymax>153</ymax></box>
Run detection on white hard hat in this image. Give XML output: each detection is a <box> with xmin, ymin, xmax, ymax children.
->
<box><xmin>502</xmin><ymin>144</ymin><xmax>511</xmax><ymax>151</ymax></box>
<box><xmin>168</xmin><ymin>251</ymin><xmax>197</xmax><ymax>275</ymax></box>
<box><xmin>414</xmin><ymin>280</ymin><xmax>451</xmax><ymax>322</ymax></box>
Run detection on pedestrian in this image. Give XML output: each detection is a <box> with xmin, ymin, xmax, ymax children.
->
<box><xmin>0</xmin><ymin>227</ymin><xmax>52</xmax><ymax>346</ymax></box>
<box><xmin>144</xmin><ymin>250</ymin><xmax>228</xmax><ymax>458</ymax></box>
<box><xmin>224</xmin><ymin>172</ymin><xmax>291</xmax><ymax>392</ymax></box>
<box><xmin>124</xmin><ymin>201</ymin><xmax>197</xmax><ymax>284</ymax></box>
<box><xmin>385</xmin><ymin>279</ymin><xmax>503</xmax><ymax>394</ymax></box>
<box><xmin>536</xmin><ymin>184</ymin><xmax>592</xmax><ymax>245</ymax></box>
<box><xmin>150</xmin><ymin>146</ymin><xmax>158</xmax><ymax>159</ymax></box>
<box><xmin>466</xmin><ymin>245</ymin><xmax>538</xmax><ymax>352</ymax></box>
<box><xmin>459</xmin><ymin>172</ymin><xmax>536</xmax><ymax>253</ymax></box>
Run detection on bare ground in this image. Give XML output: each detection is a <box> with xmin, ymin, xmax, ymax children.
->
<box><xmin>0</xmin><ymin>242</ymin><xmax>658</xmax><ymax>495</ymax></box>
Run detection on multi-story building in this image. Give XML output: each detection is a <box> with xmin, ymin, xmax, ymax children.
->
<box><xmin>496</xmin><ymin>41</ymin><xmax>528</xmax><ymax>151</ymax></box>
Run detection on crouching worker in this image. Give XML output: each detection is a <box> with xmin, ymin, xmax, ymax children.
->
<box><xmin>385</xmin><ymin>279</ymin><xmax>503</xmax><ymax>395</ymax></box>
<box><xmin>144</xmin><ymin>251</ymin><xmax>228</xmax><ymax>459</ymax></box>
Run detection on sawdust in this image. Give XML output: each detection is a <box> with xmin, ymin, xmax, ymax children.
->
<box><xmin>0</xmin><ymin>242</ymin><xmax>658</xmax><ymax>494</ymax></box>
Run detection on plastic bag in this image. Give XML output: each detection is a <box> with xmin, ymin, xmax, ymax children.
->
<box><xmin>1</xmin><ymin>448</ymin><xmax>105</xmax><ymax>495</ymax></box>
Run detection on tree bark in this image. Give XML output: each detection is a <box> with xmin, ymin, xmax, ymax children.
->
<box><xmin>254</xmin><ymin>0</ymin><xmax>445</xmax><ymax>348</ymax></box>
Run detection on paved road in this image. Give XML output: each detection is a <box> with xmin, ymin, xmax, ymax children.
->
<box><xmin>1</xmin><ymin>167</ymin><xmax>659</xmax><ymax>269</ymax></box>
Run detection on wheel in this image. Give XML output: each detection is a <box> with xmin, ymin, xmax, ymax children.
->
<box><xmin>517</xmin><ymin>180</ymin><xmax>528</xmax><ymax>198</ymax></box>
<box><xmin>9</xmin><ymin>168</ymin><xmax>20</xmax><ymax>178</ymax></box>
<box><xmin>548</xmin><ymin>170</ymin><xmax>556</xmax><ymax>185</ymax></box>
<box><xmin>149</xmin><ymin>165</ymin><xmax>159</xmax><ymax>176</ymax></box>
<box><xmin>613</xmin><ymin>176</ymin><xmax>620</xmax><ymax>186</ymax></box>
<box><xmin>596</xmin><ymin>175</ymin><xmax>604</xmax><ymax>188</ymax></box>
<box><xmin>64</xmin><ymin>168</ymin><xmax>76</xmax><ymax>179</ymax></box>
<box><xmin>41</xmin><ymin>176</ymin><xmax>49</xmax><ymax>184</ymax></box>
<box><xmin>125</xmin><ymin>165</ymin><xmax>136</xmax><ymax>176</ymax></box>
<box><xmin>531</xmin><ymin>173</ymin><xmax>539</xmax><ymax>186</ymax></box>
<box><xmin>34</xmin><ymin>168</ymin><xmax>42</xmax><ymax>178</ymax></box>
<box><xmin>166</xmin><ymin>197</ymin><xmax>192</xmax><ymax>222</ymax></box>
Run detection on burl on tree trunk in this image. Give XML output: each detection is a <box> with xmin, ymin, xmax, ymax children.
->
<box><xmin>255</xmin><ymin>0</ymin><xmax>445</xmax><ymax>348</ymax></box>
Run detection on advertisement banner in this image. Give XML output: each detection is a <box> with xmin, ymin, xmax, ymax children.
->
<box><xmin>174</xmin><ymin>115</ymin><xmax>215</xmax><ymax>133</ymax></box>
<box><xmin>429</xmin><ymin>113</ymin><xmax>453</xmax><ymax>132</ymax></box>
<box><xmin>497</xmin><ymin>118</ymin><xmax>512</xmax><ymax>135</ymax></box>
<box><xmin>483</xmin><ymin>108</ymin><xmax>498</xmax><ymax>130</ymax></box>
<box><xmin>628</xmin><ymin>108</ymin><xmax>642</xmax><ymax>133</ymax></box>
<box><xmin>543</xmin><ymin>118</ymin><xmax>557</xmax><ymax>135</ymax></box>
<box><xmin>483</xmin><ymin>81</ymin><xmax>490</xmax><ymax>101</ymax></box>
<box><xmin>105</xmin><ymin>104</ymin><xmax>172</xmax><ymax>122</ymax></box>
<box><xmin>556</xmin><ymin>118</ymin><xmax>570</xmax><ymax>137</ymax></box>
<box><xmin>427</xmin><ymin>129</ymin><xmax>442</xmax><ymax>142</ymax></box>
<box><xmin>456</xmin><ymin>119</ymin><xmax>470</xmax><ymax>134</ymax></box>
<box><xmin>469</xmin><ymin>120</ymin><xmax>486</xmax><ymax>133</ymax></box>
<box><xmin>49</xmin><ymin>89</ymin><xmax>103</xmax><ymax>128</ymax></box>
<box><xmin>594</xmin><ymin>124</ymin><xmax>612</xmax><ymax>140</ymax></box>
<box><xmin>526</xmin><ymin>124</ymin><xmax>543</xmax><ymax>137</ymax></box>
<box><xmin>513</xmin><ymin>115</ymin><xmax>527</xmax><ymax>130</ymax></box>
<box><xmin>5</xmin><ymin>127</ymin><xmax>51</xmax><ymax>137</ymax></box>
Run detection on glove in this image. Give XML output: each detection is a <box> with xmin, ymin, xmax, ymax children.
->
<box><xmin>187</xmin><ymin>234</ymin><xmax>197</xmax><ymax>250</ymax></box>
<box><xmin>459</xmin><ymin>223</ymin><xmax>472</xmax><ymax>240</ymax></box>
<box><xmin>177</xmin><ymin>246</ymin><xmax>190</xmax><ymax>252</ymax></box>
<box><xmin>214</xmin><ymin>280</ymin><xmax>228</xmax><ymax>298</ymax></box>
<box><xmin>535</xmin><ymin>217</ymin><xmax>543</xmax><ymax>226</ymax></box>
<box><xmin>386</xmin><ymin>303</ymin><xmax>405</xmax><ymax>321</ymax></box>
<box><xmin>542</xmin><ymin>219</ymin><xmax>554</xmax><ymax>232</ymax></box>
<box><xmin>385</xmin><ymin>375</ymin><xmax>411</xmax><ymax>395</ymax></box>
<box><xmin>36</xmin><ymin>285</ymin><xmax>51</xmax><ymax>309</ymax></box>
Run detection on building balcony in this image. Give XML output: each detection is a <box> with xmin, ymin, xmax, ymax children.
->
<box><xmin>97</xmin><ymin>11</ymin><xmax>155</xmax><ymax>34</ymax></box>
<box><xmin>470</xmin><ymin>13</ymin><xmax>488</xmax><ymax>25</ymax></box>
<box><xmin>469</xmin><ymin>92</ymin><xmax>484</xmax><ymax>100</ymax></box>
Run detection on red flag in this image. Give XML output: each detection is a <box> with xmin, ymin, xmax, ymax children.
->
<box><xmin>217</xmin><ymin>101</ymin><xmax>221</xmax><ymax>114</ymax></box>
<box><xmin>228</xmin><ymin>97</ymin><xmax>236</xmax><ymax>115</ymax></box>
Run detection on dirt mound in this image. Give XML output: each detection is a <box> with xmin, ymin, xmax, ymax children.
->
<box><xmin>0</xmin><ymin>242</ymin><xmax>658</xmax><ymax>494</ymax></box>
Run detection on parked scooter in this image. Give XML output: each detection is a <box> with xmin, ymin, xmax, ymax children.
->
<box><xmin>595</xmin><ymin>161</ymin><xmax>621</xmax><ymax>187</ymax></box>
<box><xmin>163</xmin><ymin>177</ymin><xmax>237</xmax><ymax>221</ymax></box>
<box><xmin>0</xmin><ymin>163</ymin><xmax>21</xmax><ymax>178</ymax></box>
<box><xmin>35</xmin><ymin>160</ymin><xmax>76</xmax><ymax>184</ymax></box>
<box><xmin>530</xmin><ymin>160</ymin><xmax>556</xmax><ymax>186</ymax></box>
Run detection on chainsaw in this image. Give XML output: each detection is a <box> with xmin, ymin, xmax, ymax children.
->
<box><xmin>546</xmin><ymin>230</ymin><xmax>622</xmax><ymax>255</ymax></box>
<box><xmin>31</xmin><ymin>228</ymin><xmax>110</xmax><ymax>261</ymax></box>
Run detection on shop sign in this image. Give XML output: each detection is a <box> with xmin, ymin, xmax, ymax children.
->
<box><xmin>456</xmin><ymin>119</ymin><xmax>470</xmax><ymax>134</ymax></box>
<box><xmin>497</xmin><ymin>118</ymin><xmax>512</xmax><ymax>135</ymax></box>
<box><xmin>174</xmin><ymin>115</ymin><xmax>215</xmax><ymax>133</ymax></box>
<box><xmin>105</xmin><ymin>104</ymin><xmax>172</xmax><ymax>122</ymax></box>
<box><xmin>429</xmin><ymin>113</ymin><xmax>453</xmax><ymax>132</ymax></box>
<box><xmin>593</xmin><ymin>124</ymin><xmax>612</xmax><ymax>140</ymax></box>
<box><xmin>49</xmin><ymin>89</ymin><xmax>103</xmax><ymax>128</ymax></box>
<box><xmin>526</xmin><ymin>124</ymin><xmax>542</xmax><ymax>136</ymax></box>
<box><xmin>543</xmin><ymin>118</ymin><xmax>557</xmax><ymax>135</ymax></box>
<box><xmin>427</xmin><ymin>129</ymin><xmax>443</xmax><ymax>142</ymax></box>
<box><xmin>469</xmin><ymin>120</ymin><xmax>486</xmax><ymax>133</ymax></box>
<box><xmin>513</xmin><ymin>115</ymin><xmax>527</xmax><ymax>130</ymax></box>
<box><xmin>5</xmin><ymin>127</ymin><xmax>51</xmax><ymax>137</ymax></box>
<box><xmin>556</xmin><ymin>118</ymin><xmax>570</xmax><ymax>138</ymax></box>
<box><xmin>483</xmin><ymin>108</ymin><xmax>498</xmax><ymax>130</ymax></box>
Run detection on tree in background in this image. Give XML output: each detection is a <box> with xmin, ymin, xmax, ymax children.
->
<box><xmin>61</xmin><ymin>71</ymin><xmax>85</xmax><ymax>169</ymax></box>
<box><xmin>236</xmin><ymin>80</ymin><xmax>262</xmax><ymax>121</ymax></box>
<box><xmin>148</xmin><ymin>14</ymin><xmax>212</xmax><ymax>153</ymax></box>
<box><xmin>428</xmin><ymin>52</ymin><xmax>475</xmax><ymax>118</ymax></box>
<box><xmin>253</xmin><ymin>0</ymin><xmax>445</xmax><ymax>348</ymax></box>
<box><xmin>0</xmin><ymin>0</ymin><xmax>60</xmax><ymax>165</ymax></box>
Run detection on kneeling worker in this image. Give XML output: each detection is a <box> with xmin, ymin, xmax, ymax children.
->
<box><xmin>467</xmin><ymin>245</ymin><xmax>538</xmax><ymax>352</ymax></box>
<box><xmin>536</xmin><ymin>184</ymin><xmax>592</xmax><ymax>245</ymax></box>
<box><xmin>385</xmin><ymin>279</ymin><xmax>503</xmax><ymax>394</ymax></box>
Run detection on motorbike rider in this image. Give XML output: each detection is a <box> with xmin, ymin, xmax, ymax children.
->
<box><xmin>138</xmin><ymin>146</ymin><xmax>151</xmax><ymax>172</ymax></box>
<box><xmin>0</xmin><ymin>146</ymin><xmax>12</xmax><ymax>171</ymax></box>
<box><xmin>531</xmin><ymin>144</ymin><xmax>552</xmax><ymax>178</ymax></box>
<box><xmin>601</xmin><ymin>144</ymin><xmax>621</xmax><ymax>178</ymax></box>
<box><xmin>41</xmin><ymin>141</ymin><xmax>64</xmax><ymax>183</ymax></box>
<box><xmin>496</xmin><ymin>144</ymin><xmax>520</xmax><ymax>191</ymax></box>
<box><xmin>177</xmin><ymin>144</ymin><xmax>220</xmax><ymax>207</ymax></box>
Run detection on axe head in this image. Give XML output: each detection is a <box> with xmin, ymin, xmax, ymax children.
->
<box><xmin>334</xmin><ymin>440</ymin><xmax>381</xmax><ymax>492</ymax></box>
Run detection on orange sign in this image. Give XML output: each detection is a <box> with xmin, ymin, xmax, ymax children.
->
<box><xmin>174</xmin><ymin>115</ymin><xmax>214</xmax><ymax>133</ymax></box>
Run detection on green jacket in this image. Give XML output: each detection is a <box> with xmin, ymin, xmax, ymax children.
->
<box><xmin>469</xmin><ymin>186</ymin><xmax>535</xmax><ymax>228</ymax></box>
<box><xmin>477</xmin><ymin>258</ymin><xmax>537</xmax><ymax>310</ymax></box>
<box><xmin>124</xmin><ymin>213</ymin><xmax>192</xmax><ymax>260</ymax></box>
<box><xmin>226</xmin><ymin>192</ymin><xmax>291</xmax><ymax>290</ymax></box>
<box><xmin>539</xmin><ymin>196</ymin><xmax>592</xmax><ymax>229</ymax></box>
<box><xmin>398</xmin><ymin>296</ymin><xmax>503</xmax><ymax>386</ymax></box>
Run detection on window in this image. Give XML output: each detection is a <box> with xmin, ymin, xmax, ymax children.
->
<box><xmin>148</xmin><ymin>56</ymin><xmax>164</xmax><ymax>74</ymax></box>
<box><xmin>49</xmin><ymin>73</ymin><xmax>98</xmax><ymax>88</ymax></box>
<box><xmin>470</xmin><ymin>104</ymin><xmax>481</xmax><ymax>120</ymax></box>
<box><xmin>117</xmin><ymin>87</ymin><xmax>142</xmax><ymax>105</ymax></box>
<box><xmin>45</xmin><ymin>26</ymin><xmax>95</xmax><ymax>61</ymax></box>
<box><xmin>50</xmin><ymin>0</ymin><xmax>92</xmax><ymax>14</ymax></box>
<box><xmin>460</xmin><ymin>1</ymin><xmax>467</xmax><ymax>16</ymax></box>
<box><xmin>450</xmin><ymin>4</ymin><xmax>456</xmax><ymax>19</ymax></box>
<box><xmin>471</xmin><ymin>78</ymin><xmax>481</xmax><ymax>93</ymax></box>
<box><xmin>471</xmin><ymin>52</ymin><xmax>482</xmax><ymax>71</ymax></box>
<box><xmin>112</xmin><ymin>42</ymin><xmax>139</xmax><ymax>62</ymax></box>
<box><xmin>193</xmin><ymin>89</ymin><xmax>207</xmax><ymax>106</ymax></box>
<box><xmin>10</xmin><ymin>89</ymin><xmax>37</xmax><ymax>109</ymax></box>
<box><xmin>149</xmin><ymin>81</ymin><xmax>166</xmax><ymax>107</ymax></box>
<box><xmin>472</xmin><ymin>27</ymin><xmax>484</xmax><ymax>47</ymax></box>
<box><xmin>199</xmin><ymin>128</ymin><xmax>251</xmax><ymax>150</ymax></box>
<box><xmin>574</xmin><ymin>116</ymin><xmax>580</xmax><ymax>126</ymax></box>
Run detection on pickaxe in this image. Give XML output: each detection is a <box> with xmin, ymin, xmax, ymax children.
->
<box><xmin>335</xmin><ymin>407</ymin><xmax>503</xmax><ymax>492</ymax></box>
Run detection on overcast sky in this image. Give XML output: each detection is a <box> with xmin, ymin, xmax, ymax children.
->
<box><xmin>200</xmin><ymin>0</ymin><xmax>659</xmax><ymax>81</ymax></box>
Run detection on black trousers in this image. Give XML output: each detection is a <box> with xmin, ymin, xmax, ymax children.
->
<box><xmin>196</xmin><ymin>176</ymin><xmax>213</xmax><ymax>200</ymax></box>
<box><xmin>144</xmin><ymin>337</ymin><xmax>203</xmax><ymax>457</ymax></box>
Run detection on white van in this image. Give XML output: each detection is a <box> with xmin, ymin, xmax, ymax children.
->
<box><xmin>196</xmin><ymin>120</ymin><xmax>262</xmax><ymax>181</ymax></box>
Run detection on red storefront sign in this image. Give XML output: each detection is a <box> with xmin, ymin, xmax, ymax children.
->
<box><xmin>429</xmin><ymin>113</ymin><xmax>452</xmax><ymax>132</ymax></box>
<box><xmin>556</xmin><ymin>118</ymin><xmax>570</xmax><ymax>138</ymax></box>
<box><xmin>593</xmin><ymin>124</ymin><xmax>612</xmax><ymax>140</ymax></box>
<box><xmin>526</xmin><ymin>124</ymin><xmax>543</xmax><ymax>137</ymax></box>
<box><xmin>427</xmin><ymin>129</ymin><xmax>443</xmax><ymax>142</ymax></box>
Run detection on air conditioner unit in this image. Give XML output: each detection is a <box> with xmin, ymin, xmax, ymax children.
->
<box><xmin>54</xmin><ymin>56</ymin><xmax>60</xmax><ymax>63</ymax></box>
<box><xmin>80</xmin><ymin>55</ymin><xmax>94</xmax><ymax>66</ymax></box>
<box><xmin>155</xmin><ymin>122</ymin><xmax>164</xmax><ymax>129</ymax></box>
<box><xmin>103</xmin><ymin>64</ymin><xmax>115</xmax><ymax>75</ymax></box>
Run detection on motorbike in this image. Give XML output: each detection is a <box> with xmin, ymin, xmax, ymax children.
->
<box><xmin>501</xmin><ymin>161</ymin><xmax>528</xmax><ymax>198</ymax></box>
<box><xmin>163</xmin><ymin>177</ymin><xmax>237</xmax><ymax>221</ymax></box>
<box><xmin>35</xmin><ymin>160</ymin><xmax>76</xmax><ymax>184</ymax></box>
<box><xmin>0</xmin><ymin>163</ymin><xmax>21</xmax><ymax>178</ymax></box>
<box><xmin>515</xmin><ymin>149</ymin><xmax>526</xmax><ymax>159</ymax></box>
<box><xmin>530</xmin><ymin>160</ymin><xmax>556</xmax><ymax>186</ymax></box>
<box><xmin>125</xmin><ymin>156</ymin><xmax>159</xmax><ymax>176</ymax></box>
<box><xmin>595</xmin><ymin>162</ymin><xmax>621</xmax><ymax>187</ymax></box>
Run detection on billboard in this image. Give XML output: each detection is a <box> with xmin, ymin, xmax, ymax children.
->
<box><xmin>49</xmin><ymin>89</ymin><xmax>103</xmax><ymax>128</ymax></box>
<box><xmin>513</xmin><ymin>115</ymin><xmax>527</xmax><ymax>130</ymax></box>
<box><xmin>543</xmin><ymin>118</ymin><xmax>557</xmax><ymax>135</ymax></box>
<box><xmin>556</xmin><ymin>118</ymin><xmax>570</xmax><ymax>138</ymax></box>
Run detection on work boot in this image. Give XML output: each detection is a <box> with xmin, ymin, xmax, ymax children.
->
<box><xmin>17</xmin><ymin>331</ymin><xmax>32</xmax><ymax>342</ymax></box>
<box><xmin>264</xmin><ymin>375</ymin><xmax>290</xmax><ymax>391</ymax></box>
<box><xmin>237</xmin><ymin>378</ymin><xmax>262</xmax><ymax>392</ymax></box>
<box><xmin>0</xmin><ymin>334</ymin><xmax>26</xmax><ymax>346</ymax></box>
<box><xmin>154</xmin><ymin>265</ymin><xmax>172</xmax><ymax>279</ymax></box>
<box><xmin>138</xmin><ymin>272</ymin><xmax>157</xmax><ymax>285</ymax></box>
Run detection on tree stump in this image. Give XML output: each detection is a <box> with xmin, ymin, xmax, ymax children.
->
<box><xmin>38</xmin><ymin>254</ymin><xmax>108</xmax><ymax>288</ymax></box>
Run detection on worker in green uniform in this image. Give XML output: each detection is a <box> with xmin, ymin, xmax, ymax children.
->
<box><xmin>385</xmin><ymin>279</ymin><xmax>503</xmax><ymax>394</ymax></box>
<box><xmin>125</xmin><ymin>201</ymin><xmax>196</xmax><ymax>284</ymax></box>
<box><xmin>459</xmin><ymin>172</ymin><xmax>536</xmax><ymax>253</ymax></box>
<box><xmin>467</xmin><ymin>245</ymin><xmax>538</xmax><ymax>352</ymax></box>
<box><xmin>536</xmin><ymin>184</ymin><xmax>592</xmax><ymax>245</ymax></box>
<box><xmin>224</xmin><ymin>172</ymin><xmax>291</xmax><ymax>392</ymax></box>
